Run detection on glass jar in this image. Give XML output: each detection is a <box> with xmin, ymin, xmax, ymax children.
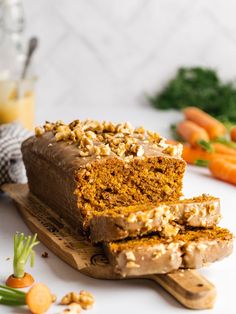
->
<box><xmin>0</xmin><ymin>78</ymin><xmax>35</xmax><ymax>130</ymax></box>
<box><xmin>0</xmin><ymin>0</ymin><xmax>36</xmax><ymax>130</ymax></box>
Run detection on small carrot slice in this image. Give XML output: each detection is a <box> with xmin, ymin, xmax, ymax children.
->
<box><xmin>230</xmin><ymin>126</ymin><xmax>236</xmax><ymax>142</ymax></box>
<box><xmin>212</xmin><ymin>142</ymin><xmax>236</xmax><ymax>156</ymax></box>
<box><xmin>6</xmin><ymin>273</ymin><xmax>34</xmax><ymax>289</ymax></box>
<box><xmin>209</xmin><ymin>158</ymin><xmax>236</xmax><ymax>185</ymax></box>
<box><xmin>183</xmin><ymin>107</ymin><xmax>227</xmax><ymax>139</ymax></box>
<box><xmin>177</xmin><ymin>120</ymin><xmax>209</xmax><ymax>147</ymax></box>
<box><xmin>182</xmin><ymin>145</ymin><xmax>236</xmax><ymax>165</ymax></box>
<box><xmin>26</xmin><ymin>283</ymin><xmax>52</xmax><ymax>314</ymax></box>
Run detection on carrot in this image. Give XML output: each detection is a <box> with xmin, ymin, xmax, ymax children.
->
<box><xmin>0</xmin><ymin>283</ymin><xmax>53</xmax><ymax>313</ymax></box>
<box><xmin>26</xmin><ymin>283</ymin><xmax>52</xmax><ymax>314</ymax></box>
<box><xmin>183</xmin><ymin>107</ymin><xmax>227</xmax><ymax>139</ymax></box>
<box><xmin>230</xmin><ymin>126</ymin><xmax>236</xmax><ymax>142</ymax></box>
<box><xmin>6</xmin><ymin>233</ymin><xmax>39</xmax><ymax>289</ymax></box>
<box><xmin>177</xmin><ymin>120</ymin><xmax>209</xmax><ymax>147</ymax></box>
<box><xmin>6</xmin><ymin>273</ymin><xmax>34</xmax><ymax>289</ymax></box>
<box><xmin>182</xmin><ymin>145</ymin><xmax>236</xmax><ymax>165</ymax></box>
<box><xmin>209</xmin><ymin>158</ymin><xmax>236</xmax><ymax>185</ymax></box>
<box><xmin>212</xmin><ymin>142</ymin><xmax>236</xmax><ymax>156</ymax></box>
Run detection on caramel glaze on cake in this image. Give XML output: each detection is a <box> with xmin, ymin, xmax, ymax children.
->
<box><xmin>105</xmin><ymin>226</ymin><xmax>233</xmax><ymax>277</ymax></box>
<box><xmin>89</xmin><ymin>195</ymin><xmax>221</xmax><ymax>243</ymax></box>
<box><xmin>22</xmin><ymin>119</ymin><xmax>186</xmax><ymax>233</ymax></box>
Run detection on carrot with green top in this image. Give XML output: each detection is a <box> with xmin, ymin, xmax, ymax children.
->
<box><xmin>177</xmin><ymin>120</ymin><xmax>210</xmax><ymax>147</ymax></box>
<box><xmin>183</xmin><ymin>107</ymin><xmax>227</xmax><ymax>139</ymax></box>
<box><xmin>231</xmin><ymin>126</ymin><xmax>236</xmax><ymax>142</ymax></box>
<box><xmin>182</xmin><ymin>145</ymin><xmax>236</xmax><ymax>165</ymax></box>
<box><xmin>209</xmin><ymin>159</ymin><xmax>236</xmax><ymax>185</ymax></box>
<box><xmin>6</xmin><ymin>232</ymin><xmax>39</xmax><ymax>288</ymax></box>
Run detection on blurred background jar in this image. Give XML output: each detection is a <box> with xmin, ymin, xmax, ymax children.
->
<box><xmin>0</xmin><ymin>0</ymin><xmax>36</xmax><ymax>130</ymax></box>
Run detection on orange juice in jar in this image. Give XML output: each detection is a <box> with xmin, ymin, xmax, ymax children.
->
<box><xmin>0</xmin><ymin>78</ymin><xmax>35</xmax><ymax>130</ymax></box>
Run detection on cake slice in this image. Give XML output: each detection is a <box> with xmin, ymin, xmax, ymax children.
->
<box><xmin>90</xmin><ymin>195</ymin><xmax>221</xmax><ymax>243</ymax></box>
<box><xmin>104</xmin><ymin>227</ymin><xmax>233</xmax><ymax>277</ymax></box>
<box><xmin>22</xmin><ymin>119</ymin><xmax>186</xmax><ymax>233</ymax></box>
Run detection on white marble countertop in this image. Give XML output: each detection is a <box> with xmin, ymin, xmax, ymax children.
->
<box><xmin>0</xmin><ymin>109</ymin><xmax>235</xmax><ymax>314</ymax></box>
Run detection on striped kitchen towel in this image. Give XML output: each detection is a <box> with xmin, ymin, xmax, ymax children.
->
<box><xmin>0</xmin><ymin>123</ymin><xmax>31</xmax><ymax>186</ymax></box>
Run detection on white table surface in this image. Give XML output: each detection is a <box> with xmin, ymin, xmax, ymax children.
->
<box><xmin>0</xmin><ymin>108</ymin><xmax>235</xmax><ymax>314</ymax></box>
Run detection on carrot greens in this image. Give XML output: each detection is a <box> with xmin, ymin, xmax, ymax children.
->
<box><xmin>0</xmin><ymin>285</ymin><xmax>26</xmax><ymax>305</ymax></box>
<box><xmin>149</xmin><ymin>67</ymin><xmax>236</xmax><ymax>124</ymax></box>
<box><xmin>197</xmin><ymin>140</ymin><xmax>214</xmax><ymax>153</ymax></box>
<box><xmin>13</xmin><ymin>233</ymin><xmax>39</xmax><ymax>278</ymax></box>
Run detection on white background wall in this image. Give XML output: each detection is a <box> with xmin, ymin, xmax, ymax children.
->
<box><xmin>23</xmin><ymin>0</ymin><xmax>236</xmax><ymax>131</ymax></box>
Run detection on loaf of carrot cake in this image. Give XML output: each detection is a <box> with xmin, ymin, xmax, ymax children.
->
<box><xmin>22</xmin><ymin>119</ymin><xmax>186</xmax><ymax>232</ymax></box>
<box><xmin>105</xmin><ymin>226</ymin><xmax>233</xmax><ymax>277</ymax></box>
<box><xmin>90</xmin><ymin>195</ymin><xmax>221</xmax><ymax>243</ymax></box>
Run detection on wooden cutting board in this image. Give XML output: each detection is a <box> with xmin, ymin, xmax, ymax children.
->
<box><xmin>2</xmin><ymin>184</ymin><xmax>216</xmax><ymax>310</ymax></box>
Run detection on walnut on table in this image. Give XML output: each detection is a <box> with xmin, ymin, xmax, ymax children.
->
<box><xmin>60</xmin><ymin>290</ymin><xmax>95</xmax><ymax>310</ymax></box>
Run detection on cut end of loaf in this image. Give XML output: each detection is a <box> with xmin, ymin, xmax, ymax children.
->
<box><xmin>75</xmin><ymin>155</ymin><xmax>186</xmax><ymax>229</ymax></box>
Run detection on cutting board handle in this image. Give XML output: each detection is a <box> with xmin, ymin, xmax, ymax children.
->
<box><xmin>147</xmin><ymin>269</ymin><xmax>216</xmax><ymax>310</ymax></box>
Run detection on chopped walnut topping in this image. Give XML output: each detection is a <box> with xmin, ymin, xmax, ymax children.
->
<box><xmin>160</xmin><ymin>224</ymin><xmax>180</xmax><ymax>237</ymax></box>
<box><xmin>134</xmin><ymin>126</ymin><xmax>145</xmax><ymax>134</ymax></box>
<box><xmin>35</xmin><ymin>126</ymin><xmax>45</xmax><ymax>137</ymax></box>
<box><xmin>85</xmin><ymin>130</ymin><xmax>96</xmax><ymax>139</ymax></box>
<box><xmin>126</xmin><ymin>261</ymin><xmax>140</xmax><ymax>268</ymax></box>
<box><xmin>125</xmin><ymin>251</ymin><xmax>136</xmax><ymax>261</ymax></box>
<box><xmin>99</xmin><ymin>144</ymin><xmax>111</xmax><ymax>156</ymax></box>
<box><xmin>162</xmin><ymin>146</ymin><xmax>175</xmax><ymax>156</ymax></box>
<box><xmin>74</xmin><ymin>128</ymin><xmax>83</xmax><ymax>140</ymax></box>
<box><xmin>116</xmin><ymin>122</ymin><xmax>134</xmax><ymax>134</ymax></box>
<box><xmin>81</xmin><ymin>135</ymin><xmax>93</xmax><ymax>148</ymax></box>
<box><xmin>116</xmin><ymin>142</ymin><xmax>126</xmax><ymax>157</ymax></box>
<box><xmin>147</xmin><ymin>130</ymin><xmax>161</xmax><ymax>143</ymax></box>
<box><xmin>136</xmin><ymin>145</ymin><xmax>144</xmax><ymax>157</ymax></box>
<box><xmin>55</xmin><ymin>131</ymin><xmax>71</xmax><ymax>142</ymax></box>
<box><xmin>34</xmin><ymin>119</ymin><xmax>171</xmax><ymax>159</ymax></box>
<box><xmin>152</xmin><ymin>244</ymin><xmax>166</xmax><ymax>260</ymax></box>
<box><xmin>94</xmin><ymin>144</ymin><xmax>111</xmax><ymax>156</ymax></box>
<box><xmin>103</xmin><ymin>121</ymin><xmax>116</xmax><ymax>133</ymax></box>
<box><xmin>124</xmin><ymin>155</ymin><xmax>133</xmax><ymax>162</ymax></box>
<box><xmin>197</xmin><ymin>243</ymin><xmax>208</xmax><ymax>251</ymax></box>
<box><xmin>44</xmin><ymin>122</ymin><xmax>54</xmax><ymax>131</ymax></box>
<box><xmin>78</xmin><ymin>149</ymin><xmax>91</xmax><ymax>157</ymax></box>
